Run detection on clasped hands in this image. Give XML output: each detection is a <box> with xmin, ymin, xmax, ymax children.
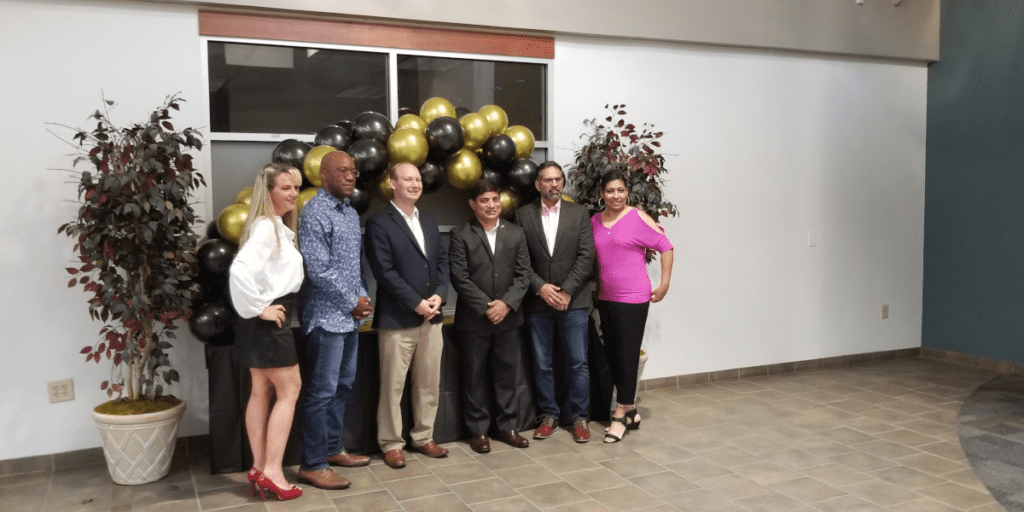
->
<box><xmin>350</xmin><ymin>296</ymin><xmax>372</xmax><ymax>320</ymax></box>
<box><xmin>538</xmin><ymin>283</ymin><xmax>570</xmax><ymax>311</ymax></box>
<box><xmin>414</xmin><ymin>295</ymin><xmax>444</xmax><ymax>320</ymax></box>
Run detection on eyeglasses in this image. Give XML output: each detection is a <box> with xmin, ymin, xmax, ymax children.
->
<box><xmin>539</xmin><ymin>177</ymin><xmax>564</xmax><ymax>185</ymax></box>
<box><xmin>336</xmin><ymin>167</ymin><xmax>360</xmax><ymax>178</ymax></box>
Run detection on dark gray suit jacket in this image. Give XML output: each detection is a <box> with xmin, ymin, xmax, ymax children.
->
<box><xmin>448</xmin><ymin>218</ymin><xmax>531</xmax><ymax>332</ymax></box>
<box><xmin>365</xmin><ymin>205</ymin><xmax>449</xmax><ymax>330</ymax></box>
<box><xmin>514</xmin><ymin>199</ymin><xmax>595</xmax><ymax>312</ymax></box>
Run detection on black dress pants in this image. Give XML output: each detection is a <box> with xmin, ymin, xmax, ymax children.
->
<box><xmin>597</xmin><ymin>300</ymin><xmax>650</xmax><ymax>406</ymax></box>
<box><xmin>456</xmin><ymin>326</ymin><xmax>521</xmax><ymax>435</ymax></box>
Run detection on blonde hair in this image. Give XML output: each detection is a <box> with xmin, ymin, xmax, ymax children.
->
<box><xmin>238</xmin><ymin>163</ymin><xmax>302</xmax><ymax>248</ymax></box>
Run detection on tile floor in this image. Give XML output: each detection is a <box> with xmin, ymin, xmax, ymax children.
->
<box><xmin>0</xmin><ymin>357</ymin><xmax>1010</xmax><ymax>512</ymax></box>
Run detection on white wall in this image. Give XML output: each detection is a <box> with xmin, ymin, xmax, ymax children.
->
<box><xmin>552</xmin><ymin>38</ymin><xmax>926</xmax><ymax>380</ymax></box>
<box><xmin>0</xmin><ymin>1</ymin><xmax>926</xmax><ymax>461</ymax></box>
<box><xmin>0</xmin><ymin>0</ymin><xmax>213</xmax><ymax>460</ymax></box>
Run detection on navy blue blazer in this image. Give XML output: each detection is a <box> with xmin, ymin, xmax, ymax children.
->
<box><xmin>365</xmin><ymin>204</ymin><xmax>449</xmax><ymax>330</ymax></box>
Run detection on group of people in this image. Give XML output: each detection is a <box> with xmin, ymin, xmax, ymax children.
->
<box><xmin>227</xmin><ymin>151</ymin><xmax>673</xmax><ymax>501</ymax></box>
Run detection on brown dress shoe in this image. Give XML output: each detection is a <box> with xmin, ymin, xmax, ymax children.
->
<box><xmin>495</xmin><ymin>430</ymin><xmax>529</xmax><ymax>448</ymax></box>
<box><xmin>297</xmin><ymin>467</ymin><xmax>351</xmax><ymax>490</ymax></box>
<box><xmin>468</xmin><ymin>434</ymin><xmax>491</xmax><ymax>454</ymax></box>
<box><xmin>411</xmin><ymin>440</ymin><xmax>449</xmax><ymax>458</ymax></box>
<box><xmin>326</xmin><ymin>450</ymin><xmax>371</xmax><ymax>467</ymax></box>
<box><xmin>383</xmin><ymin>448</ymin><xmax>406</xmax><ymax>468</ymax></box>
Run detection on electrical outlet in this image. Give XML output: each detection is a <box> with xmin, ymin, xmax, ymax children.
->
<box><xmin>48</xmin><ymin>379</ymin><xmax>74</xmax><ymax>403</ymax></box>
<box><xmin>882</xmin><ymin>304</ymin><xmax>889</xmax><ymax>319</ymax></box>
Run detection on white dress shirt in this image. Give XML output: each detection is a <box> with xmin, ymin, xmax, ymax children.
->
<box><xmin>540</xmin><ymin>200</ymin><xmax>560</xmax><ymax>255</ymax></box>
<box><xmin>485</xmin><ymin>222</ymin><xmax>499</xmax><ymax>254</ymax></box>
<box><xmin>392</xmin><ymin>201</ymin><xmax>426</xmax><ymax>255</ymax></box>
<box><xmin>229</xmin><ymin>216</ymin><xmax>304</xmax><ymax>319</ymax></box>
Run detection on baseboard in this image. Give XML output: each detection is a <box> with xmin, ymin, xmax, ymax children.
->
<box><xmin>920</xmin><ymin>346</ymin><xmax>1024</xmax><ymax>374</ymax></box>
<box><xmin>637</xmin><ymin>347</ymin><xmax>923</xmax><ymax>391</ymax></box>
<box><xmin>0</xmin><ymin>434</ymin><xmax>209</xmax><ymax>479</ymax></box>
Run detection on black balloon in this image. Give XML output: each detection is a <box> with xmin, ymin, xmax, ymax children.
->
<box><xmin>197</xmin><ymin>239</ymin><xmax>237</xmax><ymax>276</ymax></box>
<box><xmin>271</xmin><ymin>139</ymin><xmax>311</xmax><ymax>170</ymax></box>
<box><xmin>455</xmin><ymin>106</ymin><xmax>472</xmax><ymax>118</ymax></box>
<box><xmin>336</xmin><ymin>120</ymin><xmax>354</xmax><ymax>131</ymax></box>
<box><xmin>353</xmin><ymin>112</ymin><xmax>393</xmax><ymax>145</ymax></box>
<box><xmin>425</xmin><ymin>117</ymin><xmax>465</xmax><ymax>161</ymax></box>
<box><xmin>349</xmin><ymin>184</ymin><xmax>371</xmax><ymax>215</ymax></box>
<box><xmin>348</xmin><ymin>139</ymin><xmax>389</xmax><ymax>182</ymax></box>
<box><xmin>314</xmin><ymin>125</ymin><xmax>354</xmax><ymax>151</ymax></box>
<box><xmin>481</xmin><ymin>167</ymin><xmax>505</xmax><ymax>188</ymax></box>
<box><xmin>481</xmin><ymin>134</ymin><xmax>517</xmax><ymax>170</ymax></box>
<box><xmin>398</xmin><ymin>107</ymin><xmax>416</xmax><ymax>118</ymax></box>
<box><xmin>189</xmin><ymin>300</ymin><xmax>235</xmax><ymax>343</ymax></box>
<box><xmin>506</xmin><ymin>158</ymin><xmax>540</xmax><ymax>193</ymax></box>
<box><xmin>205</xmin><ymin>219</ymin><xmax>221</xmax><ymax>240</ymax></box>
<box><xmin>418</xmin><ymin>160</ymin><xmax>446</xmax><ymax>193</ymax></box>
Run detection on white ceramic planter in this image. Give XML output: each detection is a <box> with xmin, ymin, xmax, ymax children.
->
<box><xmin>92</xmin><ymin>401</ymin><xmax>186</xmax><ymax>485</ymax></box>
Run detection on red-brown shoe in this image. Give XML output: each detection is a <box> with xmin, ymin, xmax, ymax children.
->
<box><xmin>572</xmin><ymin>417</ymin><xmax>591</xmax><ymax>443</ymax></box>
<box><xmin>410</xmin><ymin>440</ymin><xmax>449</xmax><ymax>458</ymax></box>
<box><xmin>326</xmin><ymin>450</ymin><xmax>371</xmax><ymax>467</ymax></box>
<box><xmin>383</xmin><ymin>448</ymin><xmax>406</xmax><ymax>469</ymax></box>
<box><xmin>469</xmin><ymin>434</ymin><xmax>491</xmax><ymax>454</ymax></box>
<box><xmin>297</xmin><ymin>467</ymin><xmax>350</xmax><ymax>490</ymax></box>
<box><xmin>534</xmin><ymin>415</ymin><xmax>559</xmax><ymax>440</ymax></box>
<box><xmin>495</xmin><ymin>430</ymin><xmax>529</xmax><ymax>448</ymax></box>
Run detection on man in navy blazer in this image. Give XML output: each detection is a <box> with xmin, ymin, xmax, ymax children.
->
<box><xmin>449</xmin><ymin>179</ymin><xmax>532</xmax><ymax>453</ymax></box>
<box><xmin>365</xmin><ymin>163</ymin><xmax>450</xmax><ymax>469</ymax></box>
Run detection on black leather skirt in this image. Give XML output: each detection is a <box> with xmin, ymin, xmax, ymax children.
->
<box><xmin>234</xmin><ymin>293</ymin><xmax>299</xmax><ymax>369</ymax></box>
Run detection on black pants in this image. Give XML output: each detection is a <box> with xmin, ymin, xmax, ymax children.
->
<box><xmin>597</xmin><ymin>300</ymin><xmax>650</xmax><ymax>405</ymax></box>
<box><xmin>456</xmin><ymin>327</ymin><xmax>521</xmax><ymax>435</ymax></box>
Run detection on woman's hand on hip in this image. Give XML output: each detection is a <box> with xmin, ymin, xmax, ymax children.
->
<box><xmin>259</xmin><ymin>304</ymin><xmax>287</xmax><ymax>327</ymax></box>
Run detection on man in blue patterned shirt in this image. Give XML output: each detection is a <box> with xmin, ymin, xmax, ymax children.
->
<box><xmin>296</xmin><ymin>151</ymin><xmax>373</xmax><ymax>490</ymax></box>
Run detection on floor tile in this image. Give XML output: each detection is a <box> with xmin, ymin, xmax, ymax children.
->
<box><xmin>448</xmin><ymin>476</ymin><xmax>517</xmax><ymax>504</ymax></box>
<box><xmin>517</xmin><ymin>481</ymin><xmax>589</xmax><ymax>508</ymax></box>
<box><xmin>331</xmin><ymin>489</ymin><xmax>401</xmax><ymax>512</ymax></box>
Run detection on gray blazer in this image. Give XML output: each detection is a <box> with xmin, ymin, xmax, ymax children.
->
<box><xmin>514</xmin><ymin>199</ymin><xmax>595</xmax><ymax>312</ymax></box>
<box><xmin>448</xmin><ymin>218</ymin><xmax>532</xmax><ymax>331</ymax></box>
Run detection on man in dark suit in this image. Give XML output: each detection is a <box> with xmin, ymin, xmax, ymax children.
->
<box><xmin>449</xmin><ymin>179</ymin><xmax>532</xmax><ymax>453</ymax></box>
<box><xmin>514</xmin><ymin>161</ymin><xmax>596</xmax><ymax>443</ymax></box>
<box><xmin>365</xmin><ymin>163</ymin><xmax>450</xmax><ymax>469</ymax></box>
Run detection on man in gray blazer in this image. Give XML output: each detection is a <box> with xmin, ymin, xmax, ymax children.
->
<box><xmin>514</xmin><ymin>162</ymin><xmax>595</xmax><ymax>443</ymax></box>
<box><xmin>449</xmin><ymin>179</ymin><xmax>532</xmax><ymax>453</ymax></box>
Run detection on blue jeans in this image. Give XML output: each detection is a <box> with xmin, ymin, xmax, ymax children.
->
<box><xmin>300</xmin><ymin>328</ymin><xmax>358</xmax><ymax>471</ymax></box>
<box><xmin>527</xmin><ymin>308</ymin><xmax>590</xmax><ymax>422</ymax></box>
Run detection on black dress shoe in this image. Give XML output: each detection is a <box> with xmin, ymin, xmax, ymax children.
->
<box><xmin>469</xmin><ymin>434</ymin><xmax>491</xmax><ymax>454</ymax></box>
<box><xmin>495</xmin><ymin>430</ymin><xmax>529</xmax><ymax>448</ymax></box>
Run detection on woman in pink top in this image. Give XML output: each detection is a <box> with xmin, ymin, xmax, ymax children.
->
<box><xmin>590</xmin><ymin>171</ymin><xmax>674</xmax><ymax>443</ymax></box>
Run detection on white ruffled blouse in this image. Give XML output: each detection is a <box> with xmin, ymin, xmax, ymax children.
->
<box><xmin>228</xmin><ymin>216</ymin><xmax>304</xmax><ymax>319</ymax></box>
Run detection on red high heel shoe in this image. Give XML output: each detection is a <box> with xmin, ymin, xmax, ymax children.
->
<box><xmin>246</xmin><ymin>468</ymin><xmax>262</xmax><ymax>497</ymax></box>
<box><xmin>256</xmin><ymin>473</ymin><xmax>303</xmax><ymax>501</ymax></box>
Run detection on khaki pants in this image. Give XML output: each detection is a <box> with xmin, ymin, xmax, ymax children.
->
<box><xmin>377</xmin><ymin>321</ymin><xmax>443</xmax><ymax>453</ymax></box>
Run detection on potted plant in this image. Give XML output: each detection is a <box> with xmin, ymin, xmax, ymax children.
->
<box><xmin>55</xmin><ymin>94</ymin><xmax>206</xmax><ymax>485</ymax></box>
<box><xmin>567</xmin><ymin>104</ymin><xmax>676</xmax><ymax>410</ymax></box>
<box><xmin>567</xmin><ymin>104</ymin><xmax>678</xmax><ymax>248</ymax></box>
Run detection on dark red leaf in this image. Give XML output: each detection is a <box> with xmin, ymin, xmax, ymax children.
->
<box><xmin>79</xmin><ymin>276</ymin><xmax>90</xmax><ymax>285</ymax></box>
<box><xmin>112</xmin><ymin>384</ymin><xmax>122</xmax><ymax>392</ymax></box>
<box><xmin>162</xmin><ymin>121</ymin><xmax>174</xmax><ymax>131</ymax></box>
<box><xmin>80</xmin><ymin>346</ymin><xmax>92</xmax><ymax>354</ymax></box>
<box><xmin>617</xmin><ymin>110</ymin><xmax>626</xmax><ymax>115</ymax></box>
<box><xmin>97</xmin><ymin>343</ymin><xmax>106</xmax><ymax>353</ymax></box>
<box><xmin>85</xmin><ymin>353</ymin><xmax>94</xmax><ymax>362</ymax></box>
<box><xmin>605</xmin><ymin>117</ymin><xmax>612</xmax><ymax>122</ymax></box>
<box><xmin>68</xmin><ymin>278</ymin><xmax>77</xmax><ymax>288</ymax></box>
<box><xmin>651</xmin><ymin>141</ymin><xmax>661</xmax><ymax>147</ymax></box>
<box><xmin>114</xmin><ymin>353</ymin><xmax>122</xmax><ymax>366</ymax></box>
<box><xmin>617</xmin><ymin>119</ymin><xmax>624</xmax><ymax>127</ymax></box>
<box><xmin>106</xmin><ymin>388</ymin><xmax>113</xmax><ymax>398</ymax></box>
<box><xmin>101</xmin><ymin>381</ymin><xmax>108</xmax><ymax>390</ymax></box>
<box><xmin>66</xmin><ymin>267</ymin><xmax>79</xmax><ymax>275</ymax></box>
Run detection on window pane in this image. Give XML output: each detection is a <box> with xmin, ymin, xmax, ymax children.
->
<box><xmin>397</xmin><ymin>55</ymin><xmax>545</xmax><ymax>140</ymax></box>
<box><xmin>208</xmin><ymin>42</ymin><xmax>388</xmax><ymax>133</ymax></box>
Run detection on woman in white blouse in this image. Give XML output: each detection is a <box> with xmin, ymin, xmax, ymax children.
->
<box><xmin>229</xmin><ymin>163</ymin><xmax>305</xmax><ymax>501</ymax></box>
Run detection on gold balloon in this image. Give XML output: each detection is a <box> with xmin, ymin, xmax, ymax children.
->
<box><xmin>420</xmin><ymin>97</ymin><xmax>456</xmax><ymax>124</ymax></box>
<box><xmin>234</xmin><ymin>187</ymin><xmax>253</xmax><ymax>205</ymax></box>
<box><xmin>504</xmin><ymin>125</ymin><xmax>535</xmax><ymax>160</ymax></box>
<box><xmin>561</xmin><ymin>194</ymin><xmax>575</xmax><ymax>203</ymax></box>
<box><xmin>395</xmin><ymin>114</ymin><xmax>427</xmax><ymax>134</ymax></box>
<box><xmin>459</xmin><ymin>112</ymin><xmax>490</xmax><ymax>151</ymax></box>
<box><xmin>303</xmin><ymin>145</ymin><xmax>337</xmax><ymax>187</ymax></box>
<box><xmin>217</xmin><ymin>203</ymin><xmax>249</xmax><ymax>245</ymax></box>
<box><xmin>446</xmin><ymin>149</ymin><xmax>483</xmax><ymax>189</ymax></box>
<box><xmin>499</xmin><ymin>188</ymin><xmax>520</xmax><ymax>218</ymax></box>
<box><xmin>478</xmin><ymin>105</ymin><xmax>508</xmax><ymax>138</ymax></box>
<box><xmin>387</xmin><ymin>128</ymin><xmax>429</xmax><ymax>167</ymax></box>
<box><xmin>297</xmin><ymin>187</ymin><xmax>319</xmax><ymax>213</ymax></box>
<box><xmin>376</xmin><ymin>169</ymin><xmax>394</xmax><ymax>201</ymax></box>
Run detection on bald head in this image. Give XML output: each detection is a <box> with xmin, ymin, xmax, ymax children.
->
<box><xmin>321</xmin><ymin>151</ymin><xmax>356</xmax><ymax>200</ymax></box>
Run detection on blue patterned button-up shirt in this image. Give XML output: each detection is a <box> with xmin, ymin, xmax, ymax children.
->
<box><xmin>298</xmin><ymin>189</ymin><xmax>369</xmax><ymax>334</ymax></box>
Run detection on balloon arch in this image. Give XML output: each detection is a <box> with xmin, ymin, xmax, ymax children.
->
<box><xmin>190</xmin><ymin>98</ymin><xmax>542</xmax><ymax>343</ymax></box>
